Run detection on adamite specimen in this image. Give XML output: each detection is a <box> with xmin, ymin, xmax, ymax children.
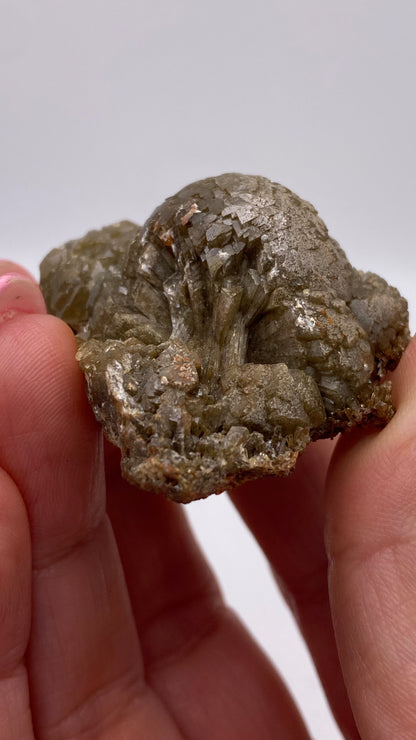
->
<box><xmin>40</xmin><ymin>174</ymin><xmax>410</xmax><ymax>503</ymax></box>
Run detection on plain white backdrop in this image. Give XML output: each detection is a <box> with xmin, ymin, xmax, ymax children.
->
<box><xmin>1</xmin><ymin>1</ymin><xmax>415</xmax><ymax>737</ymax></box>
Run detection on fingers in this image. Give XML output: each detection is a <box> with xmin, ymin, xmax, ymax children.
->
<box><xmin>0</xmin><ymin>468</ymin><xmax>34</xmax><ymax>739</ymax></box>
<box><xmin>0</xmin><ymin>263</ymin><xmax>313</xmax><ymax>738</ymax></box>
<box><xmin>0</xmin><ymin>270</ymin><xmax>46</xmax><ymax>321</ymax></box>
<box><xmin>0</xmin><ymin>313</ymin><xmax>104</xmax><ymax>565</ymax></box>
<box><xmin>106</xmin><ymin>455</ymin><xmax>312</xmax><ymax>739</ymax></box>
<box><xmin>0</xmin><ymin>263</ymin><xmax>42</xmax><ymax>737</ymax></box>
<box><xmin>230</xmin><ymin>440</ymin><xmax>359</xmax><ymax>739</ymax></box>
<box><xmin>0</xmin><ymin>286</ymin><xmax>311</xmax><ymax>739</ymax></box>
<box><xmin>326</xmin><ymin>334</ymin><xmax>416</xmax><ymax>738</ymax></box>
<box><xmin>105</xmin><ymin>451</ymin><xmax>224</xmax><ymax>668</ymax></box>
<box><xmin>0</xmin><ymin>260</ymin><xmax>38</xmax><ymax>285</ymax></box>
<box><xmin>0</xmin><ymin>309</ymin><xmax>181</xmax><ymax>738</ymax></box>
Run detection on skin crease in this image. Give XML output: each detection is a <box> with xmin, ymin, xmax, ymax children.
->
<box><xmin>0</xmin><ymin>262</ymin><xmax>415</xmax><ymax>739</ymax></box>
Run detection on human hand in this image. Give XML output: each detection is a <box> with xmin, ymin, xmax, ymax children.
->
<box><xmin>0</xmin><ymin>261</ymin><xmax>415</xmax><ymax>739</ymax></box>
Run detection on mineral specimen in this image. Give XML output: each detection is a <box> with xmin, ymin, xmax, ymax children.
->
<box><xmin>40</xmin><ymin>174</ymin><xmax>410</xmax><ymax>503</ymax></box>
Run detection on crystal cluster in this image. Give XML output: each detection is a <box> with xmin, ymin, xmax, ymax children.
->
<box><xmin>40</xmin><ymin>174</ymin><xmax>409</xmax><ymax>502</ymax></box>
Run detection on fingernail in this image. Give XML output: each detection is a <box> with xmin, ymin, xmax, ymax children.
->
<box><xmin>0</xmin><ymin>260</ymin><xmax>37</xmax><ymax>283</ymax></box>
<box><xmin>0</xmin><ymin>273</ymin><xmax>46</xmax><ymax>323</ymax></box>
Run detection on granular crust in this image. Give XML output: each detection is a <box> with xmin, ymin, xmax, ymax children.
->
<box><xmin>40</xmin><ymin>174</ymin><xmax>410</xmax><ymax>502</ymax></box>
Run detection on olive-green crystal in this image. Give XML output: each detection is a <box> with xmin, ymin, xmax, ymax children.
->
<box><xmin>40</xmin><ymin>174</ymin><xmax>410</xmax><ymax>502</ymax></box>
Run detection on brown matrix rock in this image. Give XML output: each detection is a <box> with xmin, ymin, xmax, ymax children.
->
<box><xmin>40</xmin><ymin>174</ymin><xmax>410</xmax><ymax>502</ymax></box>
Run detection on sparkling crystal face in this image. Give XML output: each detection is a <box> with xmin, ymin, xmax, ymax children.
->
<box><xmin>40</xmin><ymin>174</ymin><xmax>409</xmax><ymax>502</ymax></box>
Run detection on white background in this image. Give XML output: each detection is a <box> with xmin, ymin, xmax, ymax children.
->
<box><xmin>1</xmin><ymin>1</ymin><xmax>415</xmax><ymax>737</ymax></box>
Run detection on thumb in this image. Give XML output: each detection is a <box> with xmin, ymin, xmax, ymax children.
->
<box><xmin>325</xmin><ymin>334</ymin><xmax>416</xmax><ymax>739</ymax></box>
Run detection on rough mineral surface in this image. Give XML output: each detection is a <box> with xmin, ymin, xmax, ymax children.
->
<box><xmin>40</xmin><ymin>174</ymin><xmax>410</xmax><ymax>503</ymax></box>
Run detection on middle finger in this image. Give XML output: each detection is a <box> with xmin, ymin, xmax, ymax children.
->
<box><xmin>229</xmin><ymin>438</ymin><xmax>359</xmax><ymax>740</ymax></box>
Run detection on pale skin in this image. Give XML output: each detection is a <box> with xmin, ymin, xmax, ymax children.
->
<box><xmin>1</xmin><ymin>261</ymin><xmax>416</xmax><ymax>739</ymax></box>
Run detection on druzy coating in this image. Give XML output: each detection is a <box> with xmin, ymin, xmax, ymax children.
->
<box><xmin>40</xmin><ymin>174</ymin><xmax>410</xmax><ymax>502</ymax></box>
